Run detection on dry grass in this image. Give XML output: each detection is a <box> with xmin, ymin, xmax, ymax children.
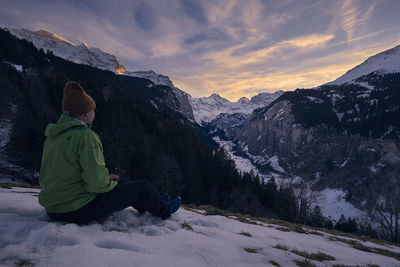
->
<box><xmin>273</xmin><ymin>244</ymin><xmax>289</xmax><ymax>251</ymax></box>
<box><xmin>291</xmin><ymin>248</ymin><xmax>335</xmax><ymax>261</ymax></box>
<box><xmin>183</xmin><ymin>204</ymin><xmax>399</xmax><ymax>250</ymax></box>
<box><xmin>15</xmin><ymin>258</ymin><xmax>34</xmax><ymax>267</ymax></box>
<box><xmin>239</xmin><ymin>231</ymin><xmax>252</xmax><ymax>237</ymax></box>
<box><xmin>0</xmin><ymin>182</ymin><xmax>39</xmax><ymax>189</ymax></box>
<box><xmin>244</xmin><ymin>248</ymin><xmax>259</xmax><ymax>253</ymax></box>
<box><xmin>329</xmin><ymin>236</ymin><xmax>400</xmax><ymax>261</ymax></box>
<box><xmin>181</xmin><ymin>222</ymin><xmax>194</xmax><ymax>231</ymax></box>
<box><xmin>294</xmin><ymin>259</ymin><xmax>317</xmax><ymax>267</ymax></box>
<box><xmin>269</xmin><ymin>260</ymin><xmax>281</xmax><ymax>266</ymax></box>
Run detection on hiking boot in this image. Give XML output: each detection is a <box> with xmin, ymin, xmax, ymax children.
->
<box><xmin>161</xmin><ymin>193</ymin><xmax>169</xmax><ymax>203</ymax></box>
<box><xmin>169</xmin><ymin>196</ymin><xmax>181</xmax><ymax>215</ymax></box>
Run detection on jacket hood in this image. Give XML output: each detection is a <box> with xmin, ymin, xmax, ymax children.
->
<box><xmin>45</xmin><ymin>113</ymin><xmax>88</xmax><ymax>137</ymax></box>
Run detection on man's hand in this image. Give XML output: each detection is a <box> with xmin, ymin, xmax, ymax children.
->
<box><xmin>109</xmin><ymin>174</ymin><xmax>119</xmax><ymax>181</ymax></box>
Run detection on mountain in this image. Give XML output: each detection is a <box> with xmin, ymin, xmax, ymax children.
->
<box><xmin>325</xmin><ymin>44</ymin><xmax>400</xmax><ymax>87</ymax></box>
<box><xmin>208</xmin><ymin>45</ymin><xmax>400</xmax><ymax>226</ymax></box>
<box><xmin>3</xmin><ymin>27</ymin><xmax>195</xmax><ymax>121</ymax></box>
<box><xmin>5</xmin><ymin>28</ymin><xmax>127</xmax><ymax>74</ymax></box>
<box><xmin>190</xmin><ymin>91</ymin><xmax>283</xmax><ymax>125</ymax></box>
<box><xmin>1</xmin><ymin>184</ymin><xmax>400</xmax><ymax>267</ymax></box>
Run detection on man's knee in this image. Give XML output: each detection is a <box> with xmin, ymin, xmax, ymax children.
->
<box><xmin>135</xmin><ymin>179</ymin><xmax>153</xmax><ymax>190</ymax></box>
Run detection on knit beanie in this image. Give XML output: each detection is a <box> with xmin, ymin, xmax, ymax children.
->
<box><xmin>62</xmin><ymin>81</ymin><xmax>96</xmax><ymax>117</ymax></box>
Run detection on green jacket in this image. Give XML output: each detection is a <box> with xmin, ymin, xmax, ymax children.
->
<box><xmin>38</xmin><ymin>113</ymin><xmax>117</xmax><ymax>213</ymax></box>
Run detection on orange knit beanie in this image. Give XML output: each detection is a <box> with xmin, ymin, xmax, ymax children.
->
<box><xmin>62</xmin><ymin>81</ymin><xmax>96</xmax><ymax>117</ymax></box>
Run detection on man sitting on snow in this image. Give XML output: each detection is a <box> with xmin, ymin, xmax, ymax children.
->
<box><xmin>38</xmin><ymin>81</ymin><xmax>180</xmax><ymax>224</ymax></box>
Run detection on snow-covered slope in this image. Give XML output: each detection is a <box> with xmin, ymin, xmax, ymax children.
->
<box><xmin>1</xmin><ymin>185</ymin><xmax>400</xmax><ymax>267</ymax></box>
<box><xmin>124</xmin><ymin>70</ymin><xmax>175</xmax><ymax>87</ymax></box>
<box><xmin>190</xmin><ymin>91</ymin><xmax>283</xmax><ymax>125</ymax></box>
<box><xmin>4</xmin><ymin>28</ymin><xmax>177</xmax><ymax>88</ymax></box>
<box><xmin>4</xmin><ymin>28</ymin><xmax>127</xmax><ymax>74</ymax></box>
<box><xmin>325</xmin><ymin>44</ymin><xmax>400</xmax><ymax>86</ymax></box>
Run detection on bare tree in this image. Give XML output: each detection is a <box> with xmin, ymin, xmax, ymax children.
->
<box><xmin>291</xmin><ymin>180</ymin><xmax>323</xmax><ymax>225</ymax></box>
<box><xmin>369</xmin><ymin>173</ymin><xmax>400</xmax><ymax>242</ymax></box>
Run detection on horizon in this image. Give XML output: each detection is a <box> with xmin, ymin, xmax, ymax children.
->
<box><xmin>1</xmin><ymin>0</ymin><xmax>400</xmax><ymax>101</ymax></box>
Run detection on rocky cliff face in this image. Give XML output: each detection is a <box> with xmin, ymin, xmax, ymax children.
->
<box><xmin>217</xmin><ymin>73</ymin><xmax>400</xmax><ymax>208</ymax></box>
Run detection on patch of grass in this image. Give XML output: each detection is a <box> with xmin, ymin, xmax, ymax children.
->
<box><xmin>15</xmin><ymin>258</ymin><xmax>34</xmax><ymax>267</ymax></box>
<box><xmin>308</xmin><ymin>230</ymin><xmax>323</xmax><ymax>236</ymax></box>
<box><xmin>0</xmin><ymin>182</ymin><xmax>39</xmax><ymax>189</ymax></box>
<box><xmin>269</xmin><ymin>260</ymin><xmax>281</xmax><ymax>266</ymax></box>
<box><xmin>273</xmin><ymin>244</ymin><xmax>289</xmax><ymax>251</ymax></box>
<box><xmin>292</xmin><ymin>225</ymin><xmax>308</xmax><ymax>234</ymax></box>
<box><xmin>244</xmin><ymin>248</ymin><xmax>259</xmax><ymax>253</ymax></box>
<box><xmin>332</xmin><ymin>265</ymin><xmax>379</xmax><ymax>267</ymax></box>
<box><xmin>181</xmin><ymin>222</ymin><xmax>194</xmax><ymax>231</ymax></box>
<box><xmin>291</xmin><ymin>249</ymin><xmax>335</xmax><ymax>262</ymax></box>
<box><xmin>373</xmin><ymin>247</ymin><xmax>400</xmax><ymax>261</ymax></box>
<box><xmin>276</xmin><ymin>227</ymin><xmax>291</xmax><ymax>232</ymax></box>
<box><xmin>310</xmin><ymin>252</ymin><xmax>335</xmax><ymax>261</ymax></box>
<box><xmin>329</xmin><ymin>236</ymin><xmax>400</xmax><ymax>261</ymax></box>
<box><xmin>294</xmin><ymin>259</ymin><xmax>317</xmax><ymax>267</ymax></box>
<box><xmin>239</xmin><ymin>231</ymin><xmax>252</xmax><ymax>237</ymax></box>
<box><xmin>276</xmin><ymin>225</ymin><xmax>307</xmax><ymax>234</ymax></box>
<box><xmin>108</xmin><ymin>227</ymin><xmax>129</xmax><ymax>233</ymax></box>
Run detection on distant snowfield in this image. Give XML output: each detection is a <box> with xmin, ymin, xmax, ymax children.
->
<box><xmin>319</xmin><ymin>189</ymin><xmax>365</xmax><ymax>222</ymax></box>
<box><xmin>1</xmin><ymin>186</ymin><xmax>399</xmax><ymax>267</ymax></box>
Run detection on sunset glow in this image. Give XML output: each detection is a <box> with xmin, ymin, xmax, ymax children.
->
<box><xmin>1</xmin><ymin>0</ymin><xmax>399</xmax><ymax>101</ymax></box>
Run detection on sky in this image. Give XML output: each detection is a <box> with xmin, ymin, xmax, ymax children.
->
<box><xmin>1</xmin><ymin>0</ymin><xmax>400</xmax><ymax>101</ymax></box>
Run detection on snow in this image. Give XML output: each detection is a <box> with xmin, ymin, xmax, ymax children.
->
<box><xmin>325</xmin><ymin>45</ymin><xmax>400</xmax><ymax>86</ymax></box>
<box><xmin>305</xmin><ymin>96</ymin><xmax>323</xmax><ymax>104</ymax></box>
<box><xmin>5</xmin><ymin>28</ymin><xmax>126</xmax><ymax>74</ymax></box>
<box><xmin>369</xmin><ymin>166</ymin><xmax>378</xmax><ymax>173</ymax></box>
<box><xmin>212</xmin><ymin>138</ymin><xmax>283</xmax><ymax>184</ymax></box>
<box><xmin>1</xmin><ymin>186</ymin><xmax>400</xmax><ymax>267</ymax></box>
<box><xmin>190</xmin><ymin>91</ymin><xmax>283</xmax><ymax>125</ymax></box>
<box><xmin>212</xmin><ymin>137</ymin><xmax>259</xmax><ymax>175</ymax></box>
<box><xmin>319</xmin><ymin>189</ymin><xmax>365</xmax><ymax>222</ymax></box>
<box><xmin>124</xmin><ymin>70</ymin><xmax>174</xmax><ymax>87</ymax></box>
<box><xmin>266</xmin><ymin>156</ymin><xmax>285</xmax><ymax>173</ymax></box>
<box><xmin>355</xmin><ymin>82</ymin><xmax>375</xmax><ymax>90</ymax></box>
<box><xmin>3</xmin><ymin>61</ymin><xmax>23</xmax><ymax>72</ymax></box>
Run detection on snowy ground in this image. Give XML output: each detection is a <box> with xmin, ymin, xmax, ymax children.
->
<box><xmin>1</xmin><ymin>186</ymin><xmax>400</xmax><ymax>267</ymax></box>
<box><xmin>319</xmin><ymin>188</ymin><xmax>365</xmax><ymax>222</ymax></box>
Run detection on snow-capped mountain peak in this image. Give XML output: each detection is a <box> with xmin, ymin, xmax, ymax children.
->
<box><xmin>4</xmin><ymin>27</ymin><xmax>127</xmax><ymax>74</ymax></box>
<box><xmin>190</xmin><ymin>91</ymin><xmax>283</xmax><ymax>125</ymax></box>
<box><xmin>124</xmin><ymin>70</ymin><xmax>175</xmax><ymax>87</ymax></box>
<box><xmin>238</xmin><ymin>97</ymin><xmax>250</xmax><ymax>104</ymax></box>
<box><xmin>325</xmin><ymin>44</ymin><xmax>400</xmax><ymax>86</ymax></box>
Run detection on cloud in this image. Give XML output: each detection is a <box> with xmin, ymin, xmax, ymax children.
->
<box><xmin>133</xmin><ymin>1</ymin><xmax>156</xmax><ymax>31</ymax></box>
<box><xmin>1</xmin><ymin>0</ymin><xmax>398</xmax><ymax>101</ymax></box>
<box><xmin>340</xmin><ymin>0</ymin><xmax>375</xmax><ymax>39</ymax></box>
<box><xmin>202</xmin><ymin>33</ymin><xmax>335</xmax><ymax>73</ymax></box>
<box><xmin>180</xmin><ymin>0</ymin><xmax>208</xmax><ymax>25</ymax></box>
<box><xmin>174</xmin><ymin>43</ymin><xmax>394</xmax><ymax>101</ymax></box>
<box><xmin>280</xmin><ymin>34</ymin><xmax>335</xmax><ymax>48</ymax></box>
<box><xmin>184</xmin><ymin>28</ymin><xmax>230</xmax><ymax>45</ymax></box>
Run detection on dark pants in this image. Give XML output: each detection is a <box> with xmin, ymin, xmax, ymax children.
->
<box><xmin>47</xmin><ymin>180</ymin><xmax>170</xmax><ymax>224</ymax></box>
